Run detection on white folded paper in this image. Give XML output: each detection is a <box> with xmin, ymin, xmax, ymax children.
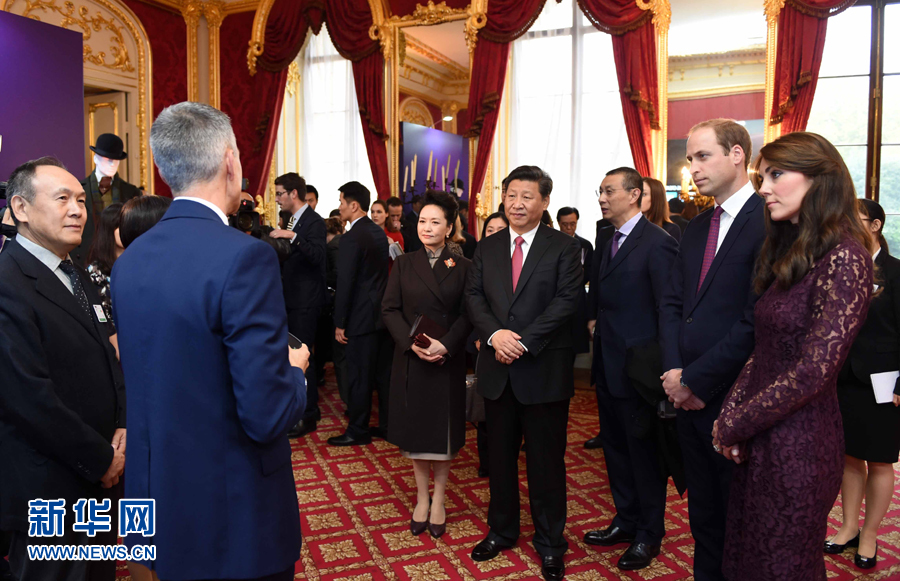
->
<box><xmin>870</xmin><ymin>371</ymin><xmax>899</xmax><ymax>404</ymax></box>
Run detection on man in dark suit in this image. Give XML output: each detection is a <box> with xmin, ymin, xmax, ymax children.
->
<box><xmin>658</xmin><ymin>119</ymin><xmax>764</xmax><ymax>581</ymax></box>
<box><xmin>466</xmin><ymin>166</ymin><xmax>582</xmax><ymax>581</ymax></box>
<box><xmin>0</xmin><ymin>156</ymin><xmax>126</xmax><ymax>581</ymax></box>
<box><xmin>557</xmin><ymin>206</ymin><xmax>592</xmax><ymax>355</ymax></box>
<box><xmin>111</xmin><ymin>102</ymin><xmax>309</xmax><ymax>581</ymax></box>
<box><xmin>402</xmin><ymin>194</ymin><xmax>424</xmax><ymax>252</ymax></box>
<box><xmin>72</xmin><ymin>133</ymin><xmax>141</xmax><ymax>266</ymax></box>
<box><xmin>329</xmin><ymin>181</ymin><xmax>390</xmax><ymax>446</ymax></box>
<box><xmin>270</xmin><ymin>172</ymin><xmax>327</xmax><ymax>438</ymax></box>
<box><xmin>305</xmin><ymin>184</ymin><xmax>320</xmax><ymax>215</ymax></box>
<box><xmin>668</xmin><ymin>198</ymin><xmax>690</xmax><ymax>234</ymax></box>
<box><xmin>584</xmin><ymin>167</ymin><xmax>678</xmax><ymax>571</ymax></box>
<box><xmin>583</xmin><ymin>216</ymin><xmax>614</xmax><ymax>449</ymax></box>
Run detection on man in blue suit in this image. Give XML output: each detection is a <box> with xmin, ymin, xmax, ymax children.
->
<box><xmin>111</xmin><ymin>102</ymin><xmax>309</xmax><ymax>581</ymax></box>
<box><xmin>583</xmin><ymin>167</ymin><xmax>677</xmax><ymax>571</ymax></box>
<box><xmin>658</xmin><ymin>119</ymin><xmax>764</xmax><ymax>581</ymax></box>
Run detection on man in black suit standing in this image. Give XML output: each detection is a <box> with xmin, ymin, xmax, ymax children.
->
<box><xmin>270</xmin><ymin>172</ymin><xmax>327</xmax><ymax>438</ymax></box>
<box><xmin>329</xmin><ymin>182</ymin><xmax>390</xmax><ymax>446</ymax></box>
<box><xmin>658</xmin><ymin>119</ymin><xmax>764</xmax><ymax>581</ymax></box>
<box><xmin>466</xmin><ymin>166</ymin><xmax>582</xmax><ymax>581</ymax></box>
<box><xmin>0</xmin><ymin>157</ymin><xmax>126</xmax><ymax>581</ymax></box>
<box><xmin>73</xmin><ymin>133</ymin><xmax>141</xmax><ymax>266</ymax></box>
<box><xmin>583</xmin><ymin>167</ymin><xmax>677</xmax><ymax>571</ymax></box>
<box><xmin>668</xmin><ymin>198</ymin><xmax>689</xmax><ymax>234</ymax></box>
<box><xmin>557</xmin><ymin>207</ymin><xmax>592</xmax><ymax>355</ymax></box>
<box><xmin>402</xmin><ymin>195</ymin><xmax>424</xmax><ymax>252</ymax></box>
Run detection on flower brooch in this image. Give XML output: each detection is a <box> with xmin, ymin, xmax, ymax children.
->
<box><xmin>444</xmin><ymin>258</ymin><xmax>456</xmax><ymax>268</ymax></box>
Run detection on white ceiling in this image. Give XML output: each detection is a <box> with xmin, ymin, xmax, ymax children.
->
<box><xmin>669</xmin><ymin>0</ymin><xmax>768</xmax><ymax>56</ymax></box>
<box><xmin>405</xmin><ymin>20</ymin><xmax>470</xmax><ymax>69</ymax></box>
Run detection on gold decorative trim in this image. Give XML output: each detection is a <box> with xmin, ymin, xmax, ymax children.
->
<box><xmin>204</xmin><ymin>1</ymin><xmax>224</xmax><ymax>108</ymax></box>
<box><xmin>88</xmin><ymin>102</ymin><xmax>119</xmax><ymax>165</ymax></box>
<box><xmin>637</xmin><ymin>0</ymin><xmax>671</xmax><ymax>182</ymax></box>
<box><xmin>668</xmin><ymin>84</ymin><xmax>766</xmax><ymax>100</ymax></box>
<box><xmin>17</xmin><ymin>0</ymin><xmax>135</xmax><ymax>72</ymax></box>
<box><xmin>223</xmin><ymin>0</ymin><xmax>257</xmax><ymax>15</ymax></box>
<box><xmin>285</xmin><ymin>60</ymin><xmax>300</xmax><ymax>98</ymax></box>
<box><xmin>370</xmin><ymin>1</ymin><xmax>486</xmax><ymax>60</ymax></box>
<box><xmin>764</xmin><ymin>0</ymin><xmax>784</xmax><ymax>143</ymax></box>
<box><xmin>182</xmin><ymin>0</ymin><xmax>201</xmax><ymax>101</ymax></box>
<box><xmin>399</xmin><ymin>96</ymin><xmax>434</xmax><ymax>127</ymax></box>
<box><xmin>246</xmin><ymin>0</ymin><xmax>274</xmax><ymax>75</ymax></box>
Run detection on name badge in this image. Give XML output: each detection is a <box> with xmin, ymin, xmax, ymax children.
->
<box><xmin>93</xmin><ymin>305</ymin><xmax>108</xmax><ymax>323</ymax></box>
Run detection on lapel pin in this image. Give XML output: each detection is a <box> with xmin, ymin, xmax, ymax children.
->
<box><xmin>444</xmin><ymin>258</ymin><xmax>455</xmax><ymax>268</ymax></box>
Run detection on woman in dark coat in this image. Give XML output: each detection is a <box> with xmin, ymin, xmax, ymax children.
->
<box><xmin>382</xmin><ymin>190</ymin><xmax>472</xmax><ymax>539</ymax></box>
<box><xmin>826</xmin><ymin>199</ymin><xmax>900</xmax><ymax>569</ymax></box>
<box><xmin>712</xmin><ymin>132</ymin><xmax>873</xmax><ymax>581</ymax></box>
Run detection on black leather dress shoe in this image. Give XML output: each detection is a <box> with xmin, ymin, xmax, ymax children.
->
<box><xmin>584</xmin><ymin>525</ymin><xmax>636</xmax><ymax>547</ymax></box>
<box><xmin>824</xmin><ymin>531</ymin><xmax>859</xmax><ymax>554</ymax></box>
<box><xmin>327</xmin><ymin>433</ymin><xmax>372</xmax><ymax>446</ymax></box>
<box><xmin>287</xmin><ymin>420</ymin><xmax>316</xmax><ymax>438</ymax></box>
<box><xmin>471</xmin><ymin>537</ymin><xmax>511</xmax><ymax>562</ymax></box>
<box><xmin>855</xmin><ymin>543</ymin><xmax>878</xmax><ymax>569</ymax></box>
<box><xmin>617</xmin><ymin>542</ymin><xmax>660</xmax><ymax>570</ymax></box>
<box><xmin>369</xmin><ymin>427</ymin><xmax>387</xmax><ymax>439</ymax></box>
<box><xmin>584</xmin><ymin>434</ymin><xmax>603</xmax><ymax>449</ymax></box>
<box><xmin>541</xmin><ymin>555</ymin><xmax>564</xmax><ymax>581</ymax></box>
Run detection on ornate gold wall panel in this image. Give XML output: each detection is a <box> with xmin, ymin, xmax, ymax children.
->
<box><xmin>764</xmin><ymin>0</ymin><xmax>785</xmax><ymax>143</ymax></box>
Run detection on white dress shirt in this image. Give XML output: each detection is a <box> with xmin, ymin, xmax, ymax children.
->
<box><xmin>713</xmin><ymin>181</ymin><xmax>756</xmax><ymax>254</ymax></box>
<box><xmin>613</xmin><ymin>211</ymin><xmax>643</xmax><ymax>249</ymax></box>
<box><xmin>507</xmin><ymin>223</ymin><xmax>541</xmax><ymax>261</ymax></box>
<box><xmin>174</xmin><ymin>197</ymin><xmax>229</xmax><ymax>225</ymax></box>
<box><xmin>17</xmin><ymin>234</ymin><xmax>74</xmax><ymax>294</ymax></box>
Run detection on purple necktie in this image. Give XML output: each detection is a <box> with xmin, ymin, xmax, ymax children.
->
<box><xmin>610</xmin><ymin>231</ymin><xmax>624</xmax><ymax>259</ymax></box>
<box><xmin>698</xmin><ymin>206</ymin><xmax>725</xmax><ymax>291</ymax></box>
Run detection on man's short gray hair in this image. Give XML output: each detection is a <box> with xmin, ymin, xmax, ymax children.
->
<box><xmin>5</xmin><ymin>156</ymin><xmax>67</xmax><ymax>225</ymax></box>
<box><xmin>150</xmin><ymin>102</ymin><xmax>237</xmax><ymax>195</ymax></box>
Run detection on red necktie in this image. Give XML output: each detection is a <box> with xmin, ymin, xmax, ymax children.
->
<box><xmin>98</xmin><ymin>176</ymin><xmax>112</xmax><ymax>195</ymax></box>
<box><xmin>512</xmin><ymin>236</ymin><xmax>525</xmax><ymax>291</ymax></box>
<box><xmin>697</xmin><ymin>206</ymin><xmax>725</xmax><ymax>292</ymax></box>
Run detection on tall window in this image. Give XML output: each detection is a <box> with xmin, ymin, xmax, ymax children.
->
<box><xmin>299</xmin><ymin>31</ymin><xmax>375</xmax><ymax>213</ymax></box>
<box><xmin>511</xmin><ymin>0</ymin><xmax>632</xmax><ymax>241</ymax></box>
<box><xmin>807</xmin><ymin>0</ymin><xmax>900</xmax><ymax>248</ymax></box>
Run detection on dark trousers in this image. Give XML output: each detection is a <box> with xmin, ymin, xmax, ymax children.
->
<box><xmin>484</xmin><ymin>383</ymin><xmax>569</xmax><ymax>557</ymax></box>
<box><xmin>313</xmin><ymin>310</ymin><xmax>334</xmax><ymax>385</ymax></box>
<box><xmin>169</xmin><ymin>565</ymin><xmax>294</xmax><ymax>581</ymax></box>
<box><xmin>333</xmin><ymin>338</ymin><xmax>349</xmax><ymax>406</ymax></box>
<box><xmin>595</xmin><ymin>386</ymin><xmax>668</xmax><ymax>545</ymax></box>
<box><xmin>345</xmin><ymin>330</ymin><xmax>390</xmax><ymax>439</ymax></box>
<box><xmin>475</xmin><ymin>421</ymin><xmax>490</xmax><ymax>471</ymax></box>
<box><xmin>678</xmin><ymin>408</ymin><xmax>733</xmax><ymax>581</ymax></box>
<box><xmin>9</xmin><ymin>525</ymin><xmax>116</xmax><ymax>581</ymax></box>
<box><xmin>287</xmin><ymin>307</ymin><xmax>319</xmax><ymax>421</ymax></box>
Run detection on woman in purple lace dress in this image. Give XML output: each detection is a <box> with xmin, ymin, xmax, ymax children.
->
<box><xmin>712</xmin><ymin>132</ymin><xmax>874</xmax><ymax>581</ymax></box>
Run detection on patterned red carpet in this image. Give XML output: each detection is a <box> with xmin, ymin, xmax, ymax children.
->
<box><xmin>119</xmin><ymin>367</ymin><xmax>900</xmax><ymax>580</ymax></box>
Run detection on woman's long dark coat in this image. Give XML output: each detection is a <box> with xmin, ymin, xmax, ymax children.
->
<box><xmin>382</xmin><ymin>246</ymin><xmax>472</xmax><ymax>455</ymax></box>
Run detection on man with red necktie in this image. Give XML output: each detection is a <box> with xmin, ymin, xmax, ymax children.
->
<box><xmin>659</xmin><ymin>119</ymin><xmax>765</xmax><ymax>581</ymax></box>
<box><xmin>465</xmin><ymin>165</ymin><xmax>582</xmax><ymax>581</ymax></box>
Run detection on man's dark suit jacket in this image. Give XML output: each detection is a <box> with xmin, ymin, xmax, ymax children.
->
<box><xmin>671</xmin><ymin>214</ymin><xmax>689</xmax><ymax>234</ymax></box>
<box><xmin>72</xmin><ymin>173</ymin><xmax>141</xmax><ymax>266</ymax></box>
<box><xmin>333</xmin><ymin>216</ymin><xmax>390</xmax><ymax>336</ymax></box>
<box><xmin>587</xmin><ymin>219</ymin><xmax>615</xmax><ymax>319</ymax></box>
<box><xmin>0</xmin><ymin>239</ymin><xmax>125</xmax><ymax>532</ymax></box>
<box><xmin>466</xmin><ymin>224</ymin><xmax>583</xmax><ymax>405</ymax></box>
<box><xmin>592</xmin><ymin>216</ymin><xmax>678</xmax><ymax>398</ymax></box>
<box><xmin>658</xmin><ymin>195</ymin><xmax>765</xmax><ymax>419</ymax></box>
<box><xmin>282</xmin><ymin>206</ymin><xmax>327</xmax><ymax>311</ymax></box>
<box><xmin>575</xmin><ymin>233</ymin><xmax>593</xmax><ymax>285</ymax></box>
<box><xmin>461</xmin><ymin>229</ymin><xmax>477</xmax><ymax>260</ymax></box>
<box><xmin>839</xmin><ymin>249</ymin><xmax>900</xmax><ymax>393</ymax></box>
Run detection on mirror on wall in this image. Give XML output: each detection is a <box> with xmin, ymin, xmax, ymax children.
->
<box><xmin>667</xmin><ymin>0</ymin><xmax>768</xmax><ymax>212</ymax></box>
<box><xmin>394</xmin><ymin>20</ymin><xmax>470</xmax><ymax>206</ymax></box>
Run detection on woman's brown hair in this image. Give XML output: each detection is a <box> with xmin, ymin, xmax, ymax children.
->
<box><xmin>752</xmin><ymin>132</ymin><xmax>871</xmax><ymax>294</ymax></box>
<box><xmin>641</xmin><ymin>177</ymin><xmax>672</xmax><ymax>228</ymax></box>
<box><xmin>371</xmin><ymin>199</ymin><xmax>399</xmax><ymax>233</ymax></box>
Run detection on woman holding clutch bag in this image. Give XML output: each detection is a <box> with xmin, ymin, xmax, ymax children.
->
<box><xmin>825</xmin><ymin>199</ymin><xmax>900</xmax><ymax>569</ymax></box>
<box><xmin>382</xmin><ymin>190</ymin><xmax>473</xmax><ymax>539</ymax></box>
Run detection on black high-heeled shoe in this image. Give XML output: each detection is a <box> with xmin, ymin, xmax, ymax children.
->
<box><xmin>428</xmin><ymin>502</ymin><xmax>445</xmax><ymax>538</ymax></box>
<box><xmin>824</xmin><ymin>531</ymin><xmax>860</xmax><ymax>554</ymax></box>
<box><xmin>410</xmin><ymin>500</ymin><xmax>430</xmax><ymax>536</ymax></box>
<box><xmin>855</xmin><ymin>543</ymin><xmax>878</xmax><ymax>569</ymax></box>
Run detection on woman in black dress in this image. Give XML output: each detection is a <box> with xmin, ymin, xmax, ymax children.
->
<box><xmin>382</xmin><ymin>190</ymin><xmax>472</xmax><ymax>538</ymax></box>
<box><xmin>826</xmin><ymin>199</ymin><xmax>900</xmax><ymax>569</ymax></box>
<box><xmin>641</xmin><ymin>177</ymin><xmax>681</xmax><ymax>242</ymax></box>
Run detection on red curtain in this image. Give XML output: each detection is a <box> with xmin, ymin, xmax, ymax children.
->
<box><xmin>578</xmin><ymin>0</ymin><xmax>658</xmax><ymax>177</ymax></box>
<box><xmin>325</xmin><ymin>0</ymin><xmax>390</xmax><ymax>199</ymax></box>
<box><xmin>770</xmin><ymin>0</ymin><xmax>856</xmax><ymax>133</ymax></box>
<box><xmin>464</xmin><ymin>0</ymin><xmax>546</xmax><ymax>232</ymax></box>
<box><xmin>121</xmin><ymin>0</ymin><xmax>187</xmax><ymax>197</ymax></box>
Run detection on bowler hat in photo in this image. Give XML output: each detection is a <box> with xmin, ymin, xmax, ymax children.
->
<box><xmin>90</xmin><ymin>133</ymin><xmax>128</xmax><ymax>160</ymax></box>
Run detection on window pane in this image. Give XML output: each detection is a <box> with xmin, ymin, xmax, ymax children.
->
<box><xmin>807</xmin><ymin>77</ymin><xmax>870</xmax><ymax>145</ymax></box>
<box><xmin>818</xmin><ymin>5</ymin><xmax>871</xmax><ymax>77</ymax></box>
<box><xmin>884</xmin><ymin>214</ymin><xmax>900</xmax><ymax>254</ymax></box>
<box><xmin>529</xmin><ymin>0</ymin><xmax>573</xmax><ymax>32</ymax></box>
<box><xmin>880</xmin><ymin>145</ymin><xmax>900</xmax><ymax>213</ymax></box>
<box><xmin>883</xmin><ymin>75</ymin><xmax>900</xmax><ymax>144</ymax></box>
<box><xmin>835</xmin><ymin>145</ymin><xmax>868</xmax><ymax>199</ymax></box>
<box><xmin>885</xmin><ymin>4</ymin><xmax>900</xmax><ymax>74</ymax></box>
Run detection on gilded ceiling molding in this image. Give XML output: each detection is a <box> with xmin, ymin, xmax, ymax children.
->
<box><xmin>246</xmin><ymin>0</ymin><xmax>274</xmax><ymax>75</ymax></box>
<box><xmin>369</xmin><ymin>0</ymin><xmax>487</xmax><ymax>61</ymax></box>
<box><xmin>405</xmin><ymin>34</ymin><xmax>469</xmax><ymax>80</ymax></box>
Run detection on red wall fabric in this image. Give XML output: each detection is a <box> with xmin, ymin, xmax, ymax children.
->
<box><xmin>121</xmin><ymin>0</ymin><xmax>187</xmax><ymax>197</ymax></box>
<box><xmin>771</xmin><ymin>0</ymin><xmax>856</xmax><ymax>133</ymax></box>
<box><xmin>669</xmin><ymin>93</ymin><xmax>765</xmax><ymax>139</ymax></box>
